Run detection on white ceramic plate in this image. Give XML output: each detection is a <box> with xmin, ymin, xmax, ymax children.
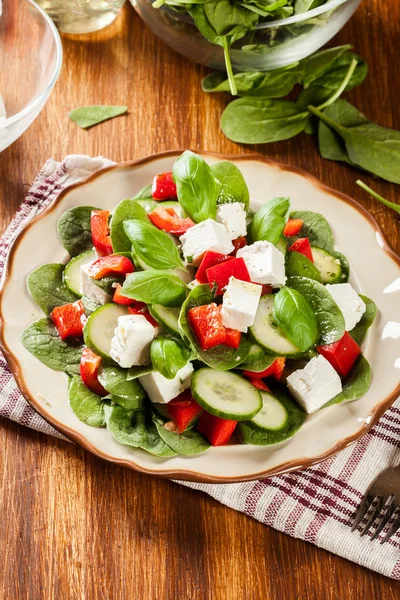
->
<box><xmin>1</xmin><ymin>152</ymin><xmax>400</xmax><ymax>482</ymax></box>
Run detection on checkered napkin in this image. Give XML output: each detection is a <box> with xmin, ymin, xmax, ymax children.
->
<box><xmin>1</xmin><ymin>156</ymin><xmax>400</xmax><ymax>579</ymax></box>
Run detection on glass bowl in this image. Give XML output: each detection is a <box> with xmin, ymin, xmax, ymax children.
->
<box><xmin>0</xmin><ymin>0</ymin><xmax>63</xmax><ymax>153</ymax></box>
<box><xmin>131</xmin><ymin>0</ymin><xmax>361</xmax><ymax>72</ymax></box>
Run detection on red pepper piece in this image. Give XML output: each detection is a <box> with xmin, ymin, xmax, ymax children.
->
<box><xmin>283</xmin><ymin>218</ymin><xmax>303</xmax><ymax>237</ymax></box>
<box><xmin>91</xmin><ymin>210</ymin><xmax>113</xmax><ymax>255</ymax></box>
<box><xmin>188</xmin><ymin>303</ymin><xmax>226</xmax><ymax>350</ymax></box>
<box><xmin>247</xmin><ymin>378</ymin><xmax>270</xmax><ymax>392</ymax></box>
<box><xmin>148</xmin><ymin>206</ymin><xmax>194</xmax><ymax>235</ymax></box>
<box><xmin>167</xmin><ymin>390</ymin><xmax>203</xmax><ymax>433</ymax></box>
<box><xmin>127</xmin><ymin>306</ymin><xmax>158</xmax><ymax>328</ymax></box>
<box><xmin>113</xmin><ymin>283</ymin><xmax>136</xmax><ymax>305</ymax></box>
<box><xmin>196</xmin><ymin>250</ymin><xmax>233</xmax><ymax>284</ymax></box>
<box><xmin>88</xmin><ymin>255</ymin><xmax>134</xmax><ymax>280</ymax></box>
<box><xmin>243</xmin><ymin>357</ymin><xmax>286</xmax><ymax>381</ymax></box>
<box><xmin>231</xmin><ymin>236</ymin><xmax>247</xmax><ymax>255</ymax></box>
<box><xmin>224</xmin><ymin>327</ymin><xmax>241</xmax><ymax>349</ymax></box>
<box><xmin>197</xmin><ymin>412</ymin><xmax>237</xmax><ymax>446</ymax></box>
<box><xmin>317</xmin><ymin>332</ymin><xmax>361</xmax><ymax>378</ymax></box>
<box><xmin>288</xmin><ymin>237</ymin><xmax>314</xmax><ymax>263</ymax></box>
<box><xmin>259</xmin><ymin>284</ymin><xmax>273</xmax><ymax>296</ymax></box>
<box><xmin>206</xmin><ymin>257</ymin><xmax>250</xmax><ymax>295</ymax></box>
<box><xmin>80</xmin><ymin>347</ymin><xmax>107</xmax><ymax>396</ymax></box>
<box><xmin>51</xmin><ymin>300</ymin><xmax>86</xmax><ymax>341</ymax></box>
<box><xmin>152</xmin><ymin>172</ymin><xmax>177</xmax><ymax>200</ymax></box>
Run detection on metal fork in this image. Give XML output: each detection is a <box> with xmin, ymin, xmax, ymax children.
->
<box><xmin>351</xmin><ymin>464</ymin><xmax>400</xmax><ymax>543</ymax></box>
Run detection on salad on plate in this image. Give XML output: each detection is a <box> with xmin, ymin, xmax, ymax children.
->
<box><xmin>21</xmin><ymin>151</ymin><xmax>377</xmax><ymax>457</ymax></box>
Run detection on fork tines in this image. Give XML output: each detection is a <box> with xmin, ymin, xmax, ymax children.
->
<box><xmin>352</xmin><ymin>493</ymin><xmax>400</xmax><ymax>544</ymax></box>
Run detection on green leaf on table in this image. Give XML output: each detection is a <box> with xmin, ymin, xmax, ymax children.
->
<box><xmin>211</xmin><ymin>161</ymin><xmax>250</xmax><ymax>210</ymax></box>
<box><xmin>57</xmin><ymin>206</ymin><xmax>98</xmax><ymax>257</ymax></box>
<box><xmin>273</xmin><ymin>287</ymin><xmax>318</xmax><ymax>352</ymax></box>
<box><xmin>69</xmin><ymin>105</ymin><xmax>128</xmax><ymax>129</ymax></box>
<box><xmin>172</xmin><ymin>151</ymin><xmax>218</xmax><ymax>222</ymax></box>
<box><xmin>121</xmin><ymin>270</ymin><xmax>187</xmax><ymax>307</ymax></box>
<box><xmin>27</xmin><ymin>263</ymin><xmax>78</xmax><ymax>315</ymax></box>
<box><xmin>302</xmin><ymin>45</ymin><xmax>352</xmax><ymax>88</ymax></box>
<box><xmin>250</xmin><ymin>197</ymin><xmax>290</xmax><ymax>245</ymax></box>
<box><xmin>110</xmin><ymin>199</ymin><xmax>148</xmax><ymax>252</ymax></box>
<box><xmin>69</xmin><ymin>375</ymin><xmax>105</xmax><ymax>427</ymax></box>
<box><xmin>123</xmin><ymin>219</ymin><xmax>185</xmax><ymax>270</ymax></box>
<box><xmin>150</xmin><ymin>336</ymin><xmax>190</xmax><ymax>380</ymax></box>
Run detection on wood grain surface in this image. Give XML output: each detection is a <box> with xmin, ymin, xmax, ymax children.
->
<box><xmin>1</xmin><ymin>1</ymin><xmax>400</xmax><ymax>598</ymax></box>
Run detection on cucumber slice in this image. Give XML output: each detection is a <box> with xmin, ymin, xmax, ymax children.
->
<box><xmin>149</xmin><ymin>304</ymin><xmax>180</xmax><ymax>334</ymax></box>
<box><xmin>246</xmin><ymin>344</ymin><xmax>265</xmax><ymax>363</ymax></box>
<box><xmin>83</xmin><ymin>303</ymin><xmax>128</xmax><ymax>359</ymax></box>
<box><xmin>250</xmin><ymin>295</ymin><xmax>301</xmax><ymax>356</ymax></box>
<box><xmin>150</xmin><ymin>200</ymin><xmax>187</xmax><ymax>218</ymax></box>
<box><xmin>250</xmin><ymin>392</ymin><xmax>288</xmax><ymax>431</ymax></box>
<box><xmin>311</xmin><ymin>247</ymin><xmax>343</xmax><ymax>284</ymax></box>
<box><xmin>64</xmin><ymin>249</ymin><xmax>96</xmax><ymax>296</ymax></box>
<box><xmin>191</xmin><ymin>368</ymin><xmax>262</xmax><ymax>421</ymax></box>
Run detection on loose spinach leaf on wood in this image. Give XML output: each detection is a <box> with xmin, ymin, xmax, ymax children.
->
<box><xmin>273</xmin><ymin>287</ymin><xmax>318</xmax><ymax>352</ymax></box>
<box><xmin>356</xmin><ymin>180</ymin><xmax>400</xmax><ymax>215</ymax></box>
<box><xmin>250</xmin><ymin>197</ymin><xmax>290</xmax><ymax>245</ymax></box>
<box><xmin>349</xmin><ymin>295</ymin><xmax>377</xmax><ymax>346</ymax></box>
<box><xmin>173</xmin><ymin>151</ymin><xmax>218</xmax><ymax>222</ymax></box>
<box><xmin>211</xmin><ymin>161</ymin><xmax>250</xmax><ymax>210</ymax></box>
<box><xmin>69</xmin><ymin>376</ymin><xmax>106</xmax><ymax>427</ymax></box>
<box><xmin>69</xmin><ymin>105</ymin><xmax>128</xmax><ymax>129</ymax></box>
<box><xmin>27</xmin><ymin>263</ymin><xmax>78</xmax><ymax>315</ymax></box>
<box><xmin>110</xmin><ymin>199</ymin><xmax>148</xmax><ymax>252</ymax></box>
<box><xmin>302</xmin><ymin>45</ymin><xmax>352</xmax><ymax>88</ymax></box>
<box><xmin>57</xmin><ymin>206</ymin><xmax>98</xmax><ymax>257</ymax></box>
<box><xmin>21</xmin><ymin>318</ymin><xmax>83</xmax><ymax>375</ymax></box>
<box><xmin>152</xmin><ymin>414</ymin><xmax>210</xmax><ymax>455</ymax></box>
<box><xmin>324</xmin><ymin>355</ymin><xmax>371</xmax><ymax>407</ymax></box>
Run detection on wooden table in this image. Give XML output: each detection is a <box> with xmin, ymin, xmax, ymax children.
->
<box><xmin>1</xmin><ymin>1</ymin><xmax>399</xmax><ymax>598</ymax></box>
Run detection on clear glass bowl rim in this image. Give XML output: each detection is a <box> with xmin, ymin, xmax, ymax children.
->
<box><xmin>2</xmin><ymin>0</ymin><xmax>63</xmax><ymax>127</ymax></box>
<box><xmin>161</xmin><ymin>0</ymin><xmax>352</xmax><ymax>29</ymax></box>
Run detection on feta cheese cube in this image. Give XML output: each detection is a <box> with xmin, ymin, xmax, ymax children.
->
<box><xmin>326</xmin><ymin>283</ymin><xmax>366</xmax><ymax>331</ymax></box>
<box><xmin>179</xmin><ymin>219</ymin><xmax>234</xmax><ymax>265</ymax></box>
<box><xmin>80</xmin><ymin>262</ymin><xmax>111</xmax><ymax>305</ymax></box>
<box><xmin>216</xmin><ymin>202</ymin><xmax>247</xmax><ymax>240</ymax></box>
<box><xmin>287</xmin><ymin>355</ymin><xmax>342</xmax><ymax>414</ymax></box>
<box><xmin>188</xmin><ymin>279</ymin><xmax>201</xmax><ymax>290</ymax></box>
<box><xmin>221</xmin><ymin>277</ymin><xmax>262</xmax><ymax>333</ymax></box>
<box><xmin>139</xmin><ymin>362</ymin><xmax>194</xmax><ymax>404</ymax></box>
<box><xmin>110</xmin><ymin>314</ymin><xmax>155</xmax><ymax>368</ymax></box>
<box><xmin>237</xmin><ymin>241</ymin><xmax>286</xmax><ymax>287</ymax></box>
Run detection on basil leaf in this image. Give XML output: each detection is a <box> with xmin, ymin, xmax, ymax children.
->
<box><xmin>273</xmin><ymin>287</ymin><xmax>318</xmax><ymax>351</ymax></box>
<box><xmin>221</xmin><ymin>98</ymin><xmax>309</xmax><ymax>144</ymax></box>
<box><xmin>69</xmin><ymin>376</ymin><xmax>105</xmax><ymax>427</ymax></box>
<box><xmin>104</xmin><ymin>404</ymin><xmax>176</xmax><ymax>456</ymax></box>
<box><xmin>152</xmin><ymin>414</ymin><xmax>210</xmax><ymax>455</ymax></box>
<box><xmin>110</xmin><ymin>199</ymin><xmax>148</xmax><ymax>252</ymax></box>
<box><xmin>250</xmin><ymin>197</ymin><xmax>290</xmax><ymax>245</ymax></box>
<box><xmin>27</xmin><ymin>263</ymin><xmax>78</xmax><ymax>315</ymax></box>
<box><xmin>349</xmin><ymin>295</ymin><xmax>377</xmax><ymax>346</ymax></box>
<box><xmin>288</xmin><ymin>210</ymin><xmax>334</xmax><ymax>252</ymax></box>
<box><xmin>211</xmin><ymin>161</ymin><xmax>250</xmax><ymax>210</ymax></box>
<box><xmin>285</xmin><ymin>251</ymin><xmax>322</xmax><ymax>282</ymax></box>
<box><xmin>287</xmin><ymin>276</ymin><xmax>345</xmax><ymax>345</ymax></box>
<box><xmin>98</xmin><ymin>365</ymin><xmax>146</xmax><ymax>404</ymax></box>
<box><xmin>69</xmin><ymin>105</ymin><xmax>128</xmax><ymax>129</ymax></box>
<box><xmin>172</xmin><ymin>151</ymin><xmax>218</xmax><ymax>222</ymax></box>
<box><xmin>21</xmin><ymin>319</ymin><xmax>83</xmax><ymax>375</ymax></box>
<box><xmin>310</xmin><ymin>100</ymin><xmax>400</xmax><ymax>184</ymax></box>
<box><xmin>123</xmin><ymin>219</ymin><xmax>185</xmax><ymax>270</ymax></box>
<box><xmin>122</xmin><ymin>271</ymin><xmax>187</xmax><ymax>307</ymax></box>
<box><xmin>179</xmin><ymin>283</ymin><xmax>251</xmax><ymax>369</ymax></box>
<box><xmin>324</xmin><ymin>355</ymin><xmax>371</xmax><ymax>407</ymax></box>
<box><xmin>302</xmin><ymin>45</ymin><xmax>352</xmax><ymax>88</ymax></box>
<box><xmin>150</xmin><ymin>336</ymin><xmax>190</xmax><ymax>380</ymax></box>
<box><xmin>57</xmin><ymin>206</ymin><xmax>98</xmax><ymax>257</ymax></box>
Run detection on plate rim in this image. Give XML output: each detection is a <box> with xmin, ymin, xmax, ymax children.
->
<box><xmin>1</xmin><ymin>149</ymin><xmax>400</xmax><ymax>483</ymax></box>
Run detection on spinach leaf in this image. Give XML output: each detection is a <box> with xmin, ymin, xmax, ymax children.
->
<box><xmin>285</xmin><ymin>251</ymin><xmax>322</xmax><ymax>282</ymax></box>
<box><xmin>81</xmin><ymin>295</ymin><xmax>101</xmax><ymax>315</ymax></box>
<box><xmin>324</xmin><ymin>355</ymin><xmax>371</xmax><ymax>407</ymax></box>
<box><xmin>211</xmin><ymin>161</ymin><xmax>250</xmax><ymax>210</ymax></box>
<box><xmin>109</xmin><ymin>394</ymin><xmax>144</xmax><ymax>411</ymax></box>
<box><xmin>349</xmin><ymin>295</ymin><xmax>377</xmax><ymax>346</ymax></box>
<box><xmin>152</xmin><ymin>415</ymin><xmax>210</xmax><ymax>455</ymax></box>
<box><xmin>133</xmin><ymin>184</ymin><xmax>153</xmax><ymax>200</ymax></box>
<box><xmin>21</xmin><ymin>318</ymin><xmax>83</xmax><ymax>375</ymax></box>
<box><xmin>294</xmin><ymin>0</ymin><xmax>325</xmax><ymax>14</ymax></box>
<box><xmin>287</xmin><ymin>276</ymin><xmax>346</xmax><ymax>345</ymax></box>
<box><xmin>27</xmin><ymin>263</ymin><xmax>78</xmax><ymax>315</ymax></box>
<box><xmin>288</xmin><ymin>210</ymin><xmax>334</xmax><ymax>252</ymax></box>
<box><xmin>179</xmin><ymin>284</ymin><xmax>251</xmax><ymax>369</ymax></box>
<box><xmin>333</xmin><ymin>251</ymin><xmax>350</xmax><ymax>282</ymax></box>
<box><xmin>127</xmin><ymin>365</ymin><xmax>154</xmax><ymax>380</ymax></box>
<box><xmin>57</xmin><ymin>206</ymin><xmax>97</xmax><ymax>257</ymax></box>
<box><xmin>150</xmin><ymin>336</ymin><xmax>190</xmax><ymax>380</ymax></box>
<box><xmin>92</xmin><ymin>275</ymin><xmax>122</xmax><ymax>295</ymax></box>
<box><xmin>124</xmin><ymin>219</ymin><xmax>185</xmax><ymax>270</ymax></box>
<box><xmin>98</xmin><ymin>365</ymin><xmax>146</xmax><ymax>404</ymax></box>
<box><xmin>237</xmin><ymin>383</ymin><xmax>306</xmax><ymax>445</ymax></box>
<box><xmin>237</xmin><ymin>351</ymin><xmax>277</xmax><ymax>373</ymax></box>
<box><xmin>172</xmin><ymin>151</ymin><xmax>218</xmax><ymax>222</ymax></box>
<box><xmin>104</xmin><ymin>404</ymin><xmax>176</xmax><ymax>457</ymax></box>
<box><xmin>250</xmin><ymin>197</ymin><xmax>290</xmax><ymax>245</ymax></box>
<box><xmin>122</xmin><ymin>271</ymin><xmax>187</xmax><ymax>307</ymax></box>
<box><xmin>69</xmin><ymin>105</ymin><xmax>128</xmax><ymax>129</ymax></box>
<box><xmin>302</xmin><ymin>45</ymin><xmax>352</xmax><ymax>88</ymax></box>
<box><xmin>313</xmin><ymin>51</ymin><xmax>368</xmax><ymax>93</ymax></box>
<box><xmin>69</xmin><ymin>376</ymin><xmax>105</xmax><ymax>427</ymax></box>
<box><xmin>273</xmin><ymin>287</ymin><xmax>318</xmax><ymax>351</ymax></box>
<box><xmin>221</xmin><ymin>98</ymin><xmax>309</xmax><ymax>144</ymax></box>
<box><xmin>110</xmin><ymin>199</ymin><xmax>148</xmax><ymax>252</ymax></box>
<box><xmin>318</xmin><ymin>120</ymin><xmax>357</xmax><ymax>166</ymax></box>
<box><xmin>356</xmin><ymin>180</ymin><xmax>400</xmax><ymax>215</ymax></box>
<box><xmin>310</xmin><ymin>100</ymin><xmax>400</xmax><ymax>184</ymax></box>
